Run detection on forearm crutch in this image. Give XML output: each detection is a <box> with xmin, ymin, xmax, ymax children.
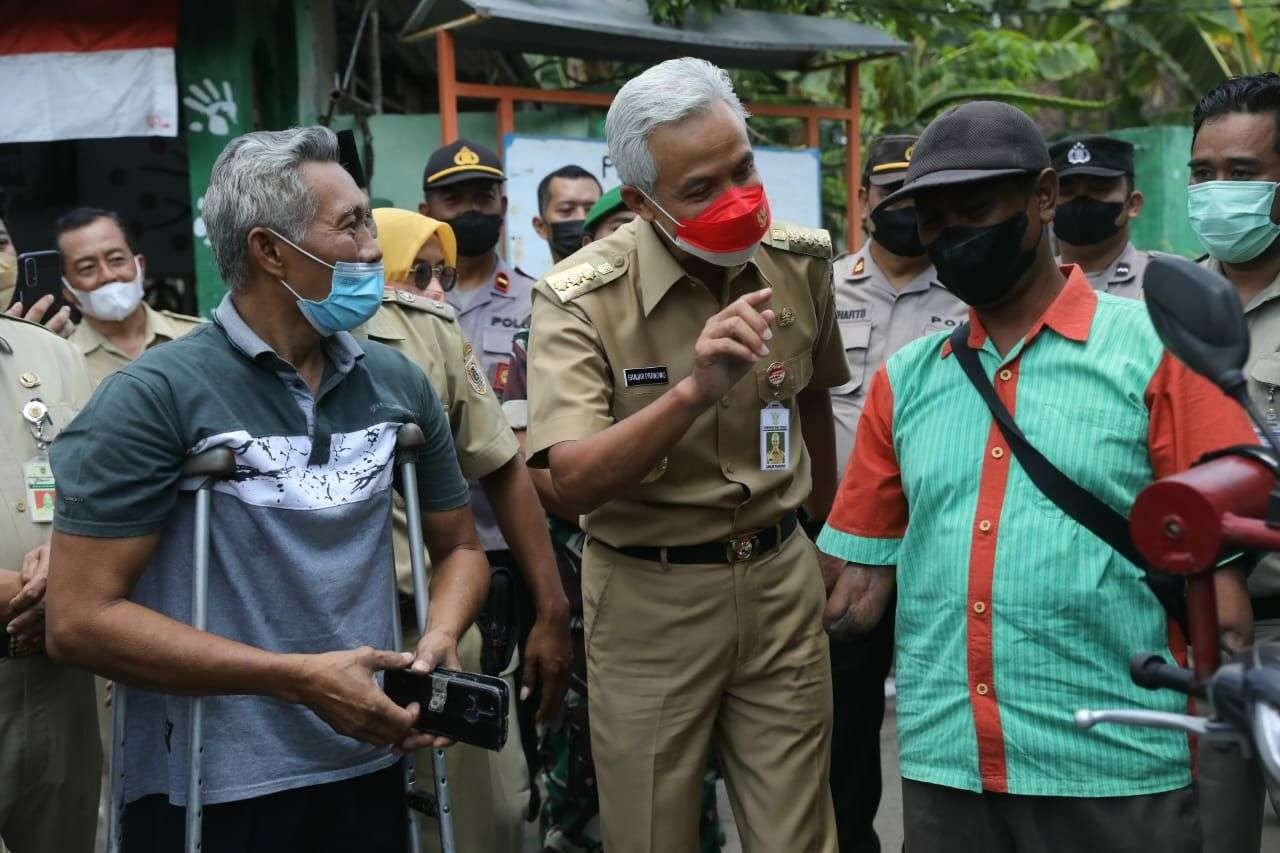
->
<box><xmin>105</xmin><ymin>446</ymin><xmax>237</xmax><ymax>853</ymax></box>
<box><xmin>396</xmin><ymin>422</ymin><xmax>456</xmax><ymax>853</ymax></box>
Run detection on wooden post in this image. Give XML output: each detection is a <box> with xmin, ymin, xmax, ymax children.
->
<box><xmin>436</xmin><ymin>29</ymin><xmax>459</xmax><ymax>143</ymax></box>
<box><xmin>846</xmin><ymin>61</ymin><xmax>861</xmax><ymax>253</ymax></box>
<box><xmin>805</xmin><ymin>116</ymin><xmax>820</xmax><ymax>149</ymax></box>
<box><xmin>497</xmin><ymin>97</ymin><xmax>515</xmax><ymax>155</ymax></box>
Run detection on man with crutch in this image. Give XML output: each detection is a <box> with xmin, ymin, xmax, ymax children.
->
<box><xmin>43</xmin><ymin>126</ymin><xmax>490</xmax><ymax>852</ymax></box>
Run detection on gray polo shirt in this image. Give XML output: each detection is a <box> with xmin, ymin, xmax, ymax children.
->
<box><xmin>51</xmin><ymin>293</ymin><xmax>469</xmax><ymax>806</ymax></box>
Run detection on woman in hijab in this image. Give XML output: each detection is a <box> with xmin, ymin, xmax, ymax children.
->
<box><xmin>372</xmin><ymin>207</ymin><xmax>458</xmax><ymax>301</ymax></box>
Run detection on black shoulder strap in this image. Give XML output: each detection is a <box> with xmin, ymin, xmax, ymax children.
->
<box><xmin>948</xmin><ymin>324</ymin><xmax>1188</xmax><ymax>630</ymax></box>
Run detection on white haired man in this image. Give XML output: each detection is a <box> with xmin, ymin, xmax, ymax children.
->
<box><xmin>44</xmin><ymin>126</ymin><xmax>491</xmax><ymax>851</ymax></box>
<box><xmin>525</xmin><ymin>57</ymin><xmax>845</xmax><ymax>852</ymax></box>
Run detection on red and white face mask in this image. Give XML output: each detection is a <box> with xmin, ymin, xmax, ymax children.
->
<box><xmin>643</xmin><ymin>184</ymin><xmax>772</xmax><ymax>267</ymax></box>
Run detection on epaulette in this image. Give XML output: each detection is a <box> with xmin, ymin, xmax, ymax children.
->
<box><xmin>544</xmin><ymin>253</ymin><xmax>629</xmax><ymax>303</ymax></box>
<box><xmin>160</xmin><ymin>309</ymin><xmax>205</xmax><ymax>324</ymax></box>
<box><xmin>0</xmin><ymin>312</ymin><xmax>60</xmax><ymax>335</ymax></box>
<box><xmin>762</xmin><ymin>223</ymin><xmax>833</xmax><ymax>259</ymax></box>
<box><xmin>383</xmin><ymin>289</ymin><xmax>456</xmax><ymax>321</ymax></box>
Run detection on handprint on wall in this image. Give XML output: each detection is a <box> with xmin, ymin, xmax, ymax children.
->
<box><xmin>184</xmin><ymin>79</ymin><xmax>238</xmax><ymax>136</ymax></box>
<box><xmin>193</xmin><ymin>195</ymin><xmax>210</xmax><ymax>247</ymax></box>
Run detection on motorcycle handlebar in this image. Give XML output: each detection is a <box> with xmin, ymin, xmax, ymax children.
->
<box><xmin>1130</xmin><ymin>652</ymin><xmax>1201</xmax><ymax>697</ymax></box>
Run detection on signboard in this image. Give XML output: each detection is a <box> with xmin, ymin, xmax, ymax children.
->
<box><xmin>503</xmin><ymin>133</ymin><xmax>822</xmax><ymax>279</ymax></box>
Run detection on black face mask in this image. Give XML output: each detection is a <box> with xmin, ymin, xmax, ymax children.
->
<box><xmin>1052</xmin><ymin>196</ymin><xmax>1126</xmax><ymax>247</ymax></box>
<box><xmin>869</xmin><ymin>205</ymin><xmax>925</xmax><ymax>257</ymax></box>
<box><xmin>448</xmin><ymin>211</ymin><xmax>503</xmax><ymax>257</ymax></box>
<box><xmin>927</xmin><ymin>211</ymin><xmax>1040</xmax><ymax>307</ymax></box>
<box><xmin>548</xmin><ymin>219</ymin><xmax>586</xmax><ymax>260</ymax></box>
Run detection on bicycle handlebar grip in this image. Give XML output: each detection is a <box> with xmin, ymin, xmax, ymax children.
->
<box><xmin>1130</xmin><ymin>652</ymin><xmax>1197</xmax><ymax>695</ymax></box>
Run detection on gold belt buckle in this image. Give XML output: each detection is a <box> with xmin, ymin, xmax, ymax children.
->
<box><xmin>727</xmin><ymin>533</ymin><xmax>760</xmax><ymax>564</ymax></box>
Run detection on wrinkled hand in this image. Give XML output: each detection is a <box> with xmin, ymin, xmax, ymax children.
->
<box><xmin>294</xmin><ymin>646</ymin><xmax>420</xmax><ymax>750</ymax></box>
<box><xmin>823</xmin><ymin>564</ymin><xmax>895</xmax><ymax>639</ymax></box>
<box><xmin>686</xmin><ymin>288</ymin><xmax>776</xmax><ymax>407</ymax></box>
<box><xmin>820</xmin><ymin>553</ymin><xmax>846</xmax><ymax>595</ymax></box>
<box><xmin>521</xmin><ymin>613</ymin><xmax>571</xmax><ymax>725</ymax></box>
<box><xmin>400</xmin><ymin>629</ymin><xmax>464</xmax><ymax>751</ymax></box>
<box><xmin>7</xmin><ymin>544</ymin><xmax>51</xmax><ymax>646</ymax></box>
<box><xmin>5</xmin><ymin>296</ymin><xmax>74</xmax><ymax>338</ymax></box>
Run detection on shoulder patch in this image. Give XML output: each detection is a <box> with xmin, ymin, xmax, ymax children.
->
<box><xmin>761</xmin><ymin>222</ymin><xmax>833</xmax><ymax>259</ymax></box>
<box><xmin>544</xmin><ymin>254</ymin><xmax>629</xmax><ymax>303</ymax></box>
<box><xmin>160</xmin><ymin>309</ymin><xmax>204</xmax><ymax>325</ymax></box>
<box><xmin>387</xmin><ymin>289</ymin><xmax>456</xmax><ymax>321</ymax></box>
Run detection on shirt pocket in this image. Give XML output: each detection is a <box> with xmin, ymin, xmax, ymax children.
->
<box><xmin>483</xmin><ymin>328</ymin><xmax>516</xmax><ymax>361</ymax></box>
<box><xmin>830</xmin><ymin>320</ymin><xmax>872</xmax><ymax>396</ymax></box>
<box><xmin>754</xmin><ymin>351</ymin><xmax>814</xmax><ymax>403</ymax></box>
<box><xmin>1248</xmin><ymin>353</ymin><xmax>1280</xmax><ymax>406</ymax></box>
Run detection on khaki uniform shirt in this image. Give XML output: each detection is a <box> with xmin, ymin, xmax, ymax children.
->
<box><xmin>1055</xmin><ymin>241</ymin><xmax>1149</xmax><ymax>300</ymax></box>
<box><xmin>1</xmin><ymin>315</ymin><xmax>93</xmax><ymax>574</ymax></box>
<box><xmin>526</xmin><ymin>218</ymin><xmax>850</xmax><ymax>548</ymax></box>
<box><xmin>359</xmin><ymin>289</ymin><xmax>519</xmax><ymax>590</ymax></box>
<box><xmin>830</xmin><ymin>244</ymin><xmax>966</xmax><ymax>479</ymax></box>
<box><xmin>1204</xmin><ymin>257</ymin><xmax>1280</xmax><ymax>600</ymax></box>
<box><xmin>444</xmin><ymin>260</ymin><xmax>533</xmax><ymax>552</ymax></box>
<box><xmin>69</xmin><ymin>302</ymin><xmax>203</xmax><ymax>386</ymax></box>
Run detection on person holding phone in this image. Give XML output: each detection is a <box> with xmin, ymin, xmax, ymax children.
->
<box><xmin>57</xmin><ymin>207</ymin><xmax>202</xmax><ymax>385</ymax></box>
<box><xmin>1</xmin><ymin>213</ymin><xmax>75</xmax><ymax>337</ymax></box>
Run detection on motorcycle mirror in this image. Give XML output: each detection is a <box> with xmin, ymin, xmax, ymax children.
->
<box><xmin>1143</xmin><ymin>255</ymin><xmax>1249</xmax><ymax>398</ymax></box>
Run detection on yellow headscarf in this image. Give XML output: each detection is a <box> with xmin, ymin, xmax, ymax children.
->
<box><xmin>372</xmin><ymin>208</ymin><xmax>458</xmax><ymax>284</ymax></box>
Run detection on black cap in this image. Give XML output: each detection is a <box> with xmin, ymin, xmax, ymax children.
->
<box><xmin>1050</xmin><ymin>135</ymin><xmax>1134</xmax><ymax>179</ymax></box>
<box><xmin>423</xmin><ymin>138</ymin><xmax>506</xmax><ymax>190</ymax></box>
<box><xmin>866</xmin><ymin>134</ymin><xmax>919</xmax><ymax>186</ymax></box>
<box><xmin>878</xmin><ymin>101</ymin><xmax>1050</xmax><ymax>210</ymax></box>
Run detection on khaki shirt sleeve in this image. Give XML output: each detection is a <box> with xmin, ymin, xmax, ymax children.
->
<box><xmin>526</xmin><ymin>287</ymin><xmax>614</xmax><ymax>469</ymax></box>
<box><xmin>444</xmin><ymin>326</ymin><xmax>519</xmax><ymax>480</ymax></box>
<box><xmin>809</xmin><ymin>259</ymin><xmax>852</xmax><ymax>390</ymax></box>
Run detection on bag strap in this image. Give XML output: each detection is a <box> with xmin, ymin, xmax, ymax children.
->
<box><xmin>947</xmin><ymin>324</ymin><xmax>1188</xmax><ymax>630</ymax></box>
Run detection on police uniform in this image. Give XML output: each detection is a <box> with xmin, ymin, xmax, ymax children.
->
<box><xmin>0</xmin><ymin>314</ymin><xmax>100</xmax><ymax>852</ymax></box>
<box><xmin>1050</xmin><ymin>135</ymin><xmax>1150</xmax><ymax>299</ymax></box>
<box><xmin>424</xmin><ymin>139</ymin><xmax>534</xmax><ymax>557</ymax></box>
<box><xmin>526</xmin><ymin>216</ymin><xmax>847</xmax><ymax>852</ymax></box>
<box><xmin>68</xmin><ymin>301</ymin><xmax>203</xmax><ymax>386</ymax></box>
<box><xmin>831</xmin><ymin>249</ymin><xmax>965</xmax><ymax>476</ymax></box>
<box><xmin>358</xmin><ymin>290</ymin><xmax>530</xmax><ymax>853</ymax></box>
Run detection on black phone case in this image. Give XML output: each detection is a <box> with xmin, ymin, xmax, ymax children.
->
<box><xmin>384</xmin><ymin>667</ymin><xmax>509</xmax><ymax>752</ymax></box>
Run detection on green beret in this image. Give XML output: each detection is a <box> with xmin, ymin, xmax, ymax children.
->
<box><xmin>583</xmin><ymin>186</ymin><xmax>627</xmax><ymax>234</ymax></box>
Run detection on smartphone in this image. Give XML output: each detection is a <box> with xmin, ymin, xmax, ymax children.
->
<box><xmin>384</xmin><ymin>666</ymin><xmax>509</xmax><ymax>752</ymax></box>
<box><xmin>12</xmin><ymin>250</ymin><xmax>72</xmax><ymax>318</ymax></box>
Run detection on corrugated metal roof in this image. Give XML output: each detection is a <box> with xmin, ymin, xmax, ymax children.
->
<box><xmin>401</xmin><ymin>0</ymin><xmax>906</xmax><ymax>69</ymax></box>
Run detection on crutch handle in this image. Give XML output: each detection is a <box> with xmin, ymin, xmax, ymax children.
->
<box><xmin>181</xmin><ymin>447</ymin><xmax>236</xmax><ymax>479</ymax></box>
<box><xmin>396</xmin><ymin>422</ymin><xmax>426</xmax><ymax>453</ymax></box>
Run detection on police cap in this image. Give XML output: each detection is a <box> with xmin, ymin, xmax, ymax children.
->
<box><xmin>1050</xmin><ymin>135</ymin><xmax>1134</xmax><ymax>179</ymax></box>
<box><xmin>423</xmin><ymin>138</ymin><xmax>506</xmax><ymax>190</ymax></box>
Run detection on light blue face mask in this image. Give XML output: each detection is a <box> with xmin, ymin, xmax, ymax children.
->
<box><xmin>1187</xmin><ymin>180</ymin><xmax>1280</xmax><ymax>264</ymax></box>
<box><xmin>268</xmin><ymin>229</ymin><xmax>384</xmax><ymax>335</ymax></box>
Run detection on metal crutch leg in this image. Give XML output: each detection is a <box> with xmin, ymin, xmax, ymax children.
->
<box><xmin>183</xmin><ymin>447</ymin><xmax>236</xmax><ymax>853</ymax></box>
<box><xmin>106</xmin><ymin>446</ymin><xmax>235</xmax><ymax>853</ymax></box>
<box><xmin>388</xmin><ymin>544</ymin><xmax>423</xmax><ymax>853</ymax></box>
<box><xmin>396</xmin><ymin>423</ymin><xmax>457</xmax><ymax>853</ymax></box>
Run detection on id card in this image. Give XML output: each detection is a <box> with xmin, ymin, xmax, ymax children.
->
<box><xmin>23</xmin><ymin>456</ymin><xmax>56</xmax><ymax>523</ymax></box>
<box><xmin>760</xmin><ymin>401</ymin><xmax>791</xmax><ymax>471</ymax></box>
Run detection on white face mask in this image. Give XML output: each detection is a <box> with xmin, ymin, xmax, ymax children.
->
<box><xmin>66</xmin><ymin>258</ymin><xmax>145</xmax><ymax>322</ymax></box>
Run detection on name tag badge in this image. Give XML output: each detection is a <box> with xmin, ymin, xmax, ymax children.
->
<box><xmin>623</xmin><ymin>366</ymin><xmax>669</xmax><ymax>388</ymax></box>
<box><xmin>760</xmin><ymin>401</ymin><xmax>791</xmax><ymax>471</ymax></box>
<box><xmin>23</xmin><ymin>456</ymin><xmax>56</xmax><ymax>523</ymax></box>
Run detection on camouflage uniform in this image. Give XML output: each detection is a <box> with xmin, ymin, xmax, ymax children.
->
<box><xmin>504</xmin><ymin>328</ymin><xmax>724</xmax><ymax>852</ymax></box>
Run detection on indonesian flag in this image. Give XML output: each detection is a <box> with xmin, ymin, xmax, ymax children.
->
<box><xmin>0</xmin><ymin>0</ymin><xmax>178</xmax><ymax>143</ymax></box>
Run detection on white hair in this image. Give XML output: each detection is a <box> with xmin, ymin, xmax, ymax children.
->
<box><xmin>203</xmin><ymin>126</ymin><xmax>340</xmax><ymax>290</ymax></box>
<box><xmin>606</xmin><ymin>57</ymin><xmax>749</xmax><ymax>195</ymax></box>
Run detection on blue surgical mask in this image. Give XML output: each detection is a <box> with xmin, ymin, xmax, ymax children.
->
<box><xmin>1187</xmin><ymin>180</ymin><xmax>1280</xmax><ymax>264</ymax></box>
<box><xmin>268</xmin><ymin>229</ymin><xmax>384</xmax><ymax>335</ymax></box>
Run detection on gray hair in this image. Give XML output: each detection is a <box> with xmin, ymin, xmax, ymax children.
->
<box><xmin>605</xmin><ymin>57</ymin><xmax>749</xmax><ymax>195</ymax></box>
<box><xmin>203</xmin><ymin>126</ymin><xmax>340</xmax><ymax>289</ymax></box>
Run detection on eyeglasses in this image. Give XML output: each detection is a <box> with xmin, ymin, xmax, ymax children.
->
<box><xmin>407</xmin><ymin>262</ymin><xmax>457</xmax><ymax>292</ymax></box>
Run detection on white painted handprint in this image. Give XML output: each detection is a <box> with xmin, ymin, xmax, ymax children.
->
<box><xmin>193</xmin><ymin>195</ymin><xmax>209</xmax><ymax>247</ymax></box>
<box><xmin>184</xmin><ymin>79</ymin><xmax>238</xmax><ymax>135</ymax></box>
